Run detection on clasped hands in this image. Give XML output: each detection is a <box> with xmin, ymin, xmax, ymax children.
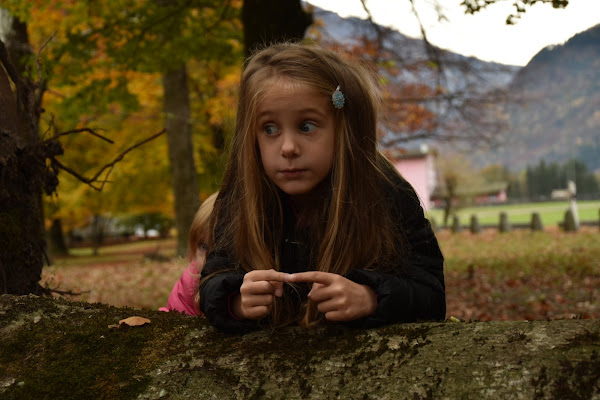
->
<box><xmin>230</xmin><ymin>269</ymin><xmax>377</xmax><ymax>322</ymax></box>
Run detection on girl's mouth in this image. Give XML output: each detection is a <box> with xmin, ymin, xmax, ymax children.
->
<box><xmin>280</xmin><ymin>169</ymin><xmax>306</xmax><ymax>178</ymax></box>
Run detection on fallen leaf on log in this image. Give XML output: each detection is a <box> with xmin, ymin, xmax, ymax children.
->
<box><xmin>108</xmin><ymin>316</ymin><xmax>152</xmax><ymax>329</ymax></box>
<box><xmin>120</xmin><ymin>316</ymin><xmax>151</xmax><ymax>326</ymax></box>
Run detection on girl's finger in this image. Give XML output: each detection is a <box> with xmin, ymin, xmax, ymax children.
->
<box><xmin>288</xmin><ymin>271</ymin><xmax>335</xmax><ymax>284</ymax></box>
<box><xmin>315</xmin><ymin>297</ymin><xmax>341</xmax><ymax>314</ymax></box>
<box><xmin>323</xmin><ymin>310</ymin><xmax>345</xmax><ymax>322</ymax></box>
<box><xmin>244</xmin><ymin>305</ymin><xmax>271</xmax><ymax>319</ymax></box>
<box><xmin>243</xmin><ymin>280</ymin><xmax>277</xmax><ymax>295</ymax></box>
<box><xmin>242</xmin><ymin>294</ymin><xmax>275</xmax><ymax>308</ymax></box>
<box><xmin>307</xmin><ymin>282</ymin><xmax>328</xmax><ymax>300</ymax></box>
<box><xmin>247</xmin><ymin>269</ymin><xmax>291</xmax><ymax>283</ymax></box>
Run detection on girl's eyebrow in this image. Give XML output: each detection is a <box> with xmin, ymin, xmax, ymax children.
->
<box><xmin>256</xmin><ymin>107</ymin><xmax>327</xmax><ymax>119</ymax></box>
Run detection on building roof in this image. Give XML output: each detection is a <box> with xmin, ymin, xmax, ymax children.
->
<box><xmin>382</xmin><ymin>144</ymin><xmax>436</xmax><ymax>161</ymax></box>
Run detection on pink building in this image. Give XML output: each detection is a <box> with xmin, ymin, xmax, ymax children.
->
<box><xmin>384</xmin><ymin>145</ymin><xmax>437</xmax><ymax>211</ymax></box>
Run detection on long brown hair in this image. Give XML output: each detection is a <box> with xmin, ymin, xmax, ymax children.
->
<box><xmin>208</xmin><ymin>42</ymin><xmax>408</xmax><ymax>327</ymax></box>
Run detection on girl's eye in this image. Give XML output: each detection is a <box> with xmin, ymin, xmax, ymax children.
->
<box><xmin>263</xmin><ymin>124</ymin><xmax>279</xmax><ymax>136</ymax></box>
<box><xmin>299</xmin><ymin>122</ymin><xmax>317</xmax><ymax>133</ymax></box>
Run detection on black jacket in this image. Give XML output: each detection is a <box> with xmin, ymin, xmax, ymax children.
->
<box><xmin>200</xmin><ymin>164</ymin><xmax>445</xmax><ymax>333</ymax></box>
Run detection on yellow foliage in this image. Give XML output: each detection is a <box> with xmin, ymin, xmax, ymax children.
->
<box><xmin>6</xmin><ymin>0</ymin><xmax>240</xmax><ymax>232</ymax></box>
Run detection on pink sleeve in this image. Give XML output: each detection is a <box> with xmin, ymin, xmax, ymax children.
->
<box><xmin>160</xmin><ymin>261</ymin><xmax>204</xmax><ymax>317</ymax></box>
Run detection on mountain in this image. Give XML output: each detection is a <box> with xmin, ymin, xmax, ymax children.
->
<box><xmin>307</xmin><ymin>6</ymin><xmax>600</xmax><ymax>172</ymax></box>
<box><xmin>307</xmin><ymin>7</ymin><xmax>520</xmax><ymax>149</ymax></box>
<box><xmin>308</xmin><ymin>7</ymin><xmax>519</xmax><ymax>89</ymax></box>
<box><xmin>487</xmin><ymin>24</ymin><xmax>600</xmax><ymax>171</ymax></box>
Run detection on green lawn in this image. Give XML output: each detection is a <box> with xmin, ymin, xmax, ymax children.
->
<box><xmin>426</xmin><ymin>200</ymin><xmax>600</xmax><ymax>227</ymax></box>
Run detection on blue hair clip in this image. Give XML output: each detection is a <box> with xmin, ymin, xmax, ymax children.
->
<box><xmin>332</xmin><ymin>85</ymin><xmax>345</xmax><ymax>109</ymax></box>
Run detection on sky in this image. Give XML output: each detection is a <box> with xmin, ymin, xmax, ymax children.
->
<box><xmin>305</xmin><ymin>0</ymin><xmax>600</xmax><ymax>66</ymax></box>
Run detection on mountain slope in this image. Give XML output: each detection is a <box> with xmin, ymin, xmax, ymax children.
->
<box><xmin>307</xmin><ymin>7</ymin><xmax>599</xmax><ymax>172</ymax></box>
<box><xmin>487</xmin><ymin>24</ymin><xmax>600</xmax><ymax>171</ymax></box>
<box><xmin>307</xmin><ymin>7</ymin><xmax>520</xmax><ymax>149</ymax></box>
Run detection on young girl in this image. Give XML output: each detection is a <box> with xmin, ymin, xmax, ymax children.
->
<box><xmin>200</xmin><ymin>43</ymin><xmax>445</xmax><ymax>333</ymax></box>
<box><xmin>159</xmin><ymin>192</ymin><xmax>218</xmax><ymax>316</ymax></box>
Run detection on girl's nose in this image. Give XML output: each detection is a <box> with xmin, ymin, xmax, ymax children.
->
<box><xmin>280</xmin><ymin>132</ymin><xmax>300</xmax><ymax>158</ymax></box>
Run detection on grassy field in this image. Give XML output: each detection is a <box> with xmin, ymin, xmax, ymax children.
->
<box><xmin>437</xmin><ymin>227</ymin><xmax>599</xmax><ymax>321</ymax></box>
<box><xmin>426</xmin><ymin>200</ymin><xmax>600</xmax><ymax>227</ymax></box>
<box><xmin>42</xmin><ymin>227</ymin><xmax>600</xmax><ymax>322</ymax></box>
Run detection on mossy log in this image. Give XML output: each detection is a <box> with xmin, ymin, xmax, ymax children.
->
<box><xmin>1</xmin><ymin>295</ymin><xmax>599</xmax><ymax>400</ymax></box>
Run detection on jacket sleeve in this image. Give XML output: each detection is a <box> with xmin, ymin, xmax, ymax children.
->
<box><xmin>344</xmin><ymin>168</ymin><xmax>446</xmax><ymax>328</ymax></box>
<box><xmin>161</xmin><ymin>261</ymin><xmax>202</xmax><ymax>316</ymax></box>
<box><xmin>199</xmin><ymin>254</ymin><xmax>259</xmax><ymax>334</ymax></box>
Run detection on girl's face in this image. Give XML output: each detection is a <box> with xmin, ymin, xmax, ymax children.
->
<box><xmin>256</xmin><ymin>78</ymin><xmax>335</xmax><ymax>203</ymax></box>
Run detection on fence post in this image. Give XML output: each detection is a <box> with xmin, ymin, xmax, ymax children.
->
<box><xmin>530</xmin><ymin>212</ymin><xmax>543</xmax><ymax>231</ymax></box>
<box><xmin>499</xmin><ymin>212</ymin><xmax>511</xmax><ymax>233</ymax></box>
<box><xmin>470</xmin><ymin>215</ymin><xmax>481</xmax><ymax>234</ymax></box>
<box><xmin>563</xmin><ymin>209</ymin><xmax>578</xmax><ymax>232</ymax></box>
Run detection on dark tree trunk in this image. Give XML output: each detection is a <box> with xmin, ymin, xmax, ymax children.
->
<box><xmin>242</xmin><ymin>0</ymin><xmax>313</xmax><ymax>56</ymax></box>
<box><xmin>442</xmin><ymin>175</ymin><xmax>457</xmax><ymax>226</ymax></box>
<box><xmin>0</xmin><ymin>27</ymin><xmax>50</xmax><ymax>294</ymax></box>
<box><xmin>162</xmin><ymin>65</ymin><xmax>199</xmax><ymax>257</ymax></box>
<box><xmin>48</xmin><ymin>218</ymin><xmax>68</xmax><ymax>257</ymax></box>
<box><xmin>91</xmin><ymin>214</ymin><xmax>107</xmax><ymax>256</ymax></box>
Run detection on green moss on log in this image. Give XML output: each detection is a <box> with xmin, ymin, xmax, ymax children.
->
<box><xmin>0</xmin><ymin>295</ymin><xmax>598</xmax><ymax>400</ymax></box>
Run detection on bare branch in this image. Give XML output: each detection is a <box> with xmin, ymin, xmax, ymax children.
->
<box><xmin>359</xmin><ymin>0</ymin><xmax>384</xmax><ymax>42</ymax></box>
<box><xmin>50</xmin><ymin>127</ymin><xmax>114</xmax><ymax>144</ymax></box>
<box><xmin>35</xmin><ymin>31</ymin><xmax>56</xmax><ymax>85</ymax></box>
<box><xmin>51</xmin><ymin>129</ymin><xmax>166</xmax><ymax>191</ymax></box>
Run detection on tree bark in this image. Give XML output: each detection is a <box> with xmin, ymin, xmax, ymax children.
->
<box><xmin>162</xmin><ymin>65</ymin><xmax>199</xmax><ymax>257</ymax></box>
<box><xmin>0</xmin><ymin>17</ymin><xmax>50</xmax><ymax>295</ymax></box>
<box><xmin>1</xmin><ymin>294</ymin><xmax>598</xmax><ymax>400</ymax></box>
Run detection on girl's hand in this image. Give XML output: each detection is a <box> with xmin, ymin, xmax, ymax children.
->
<box><xmin>287</xmin><ymin>272</ymin><xmax>377</xmax><ymax>321</ymax></box>
<box><xmin>232</xmin><ymin>269</ymin><xmax>290</xmax><ymax>320</ymax></box>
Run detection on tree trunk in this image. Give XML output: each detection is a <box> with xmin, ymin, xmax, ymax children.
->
<box><xmin>48</xmin><ymin>218</ymin><xmax>69</xmax><ymax>257</ymax></box>
<box><xmin>242</xmin><ymin>0</ymin><xmax>313</xmax><ymax>56</ymax></box>
<box><xmin>1</xmin><ymin>294</ymin><xmax>598</xmax><ymax>399</ymax></box>
<box><xmin>91</xmin><ymin>214</ymin><xmax>106</xmax><ymax>256</ymax></box>
<box><xmin>0</xmin><ymin>119</ymin><xmax>47</xmax><ymax>294</ymax></box>
<box><xmin>442</xmin><ymin>176</ymin><xmax>457</xmax><ymax>227</ymax></box>
<box><xmin>0</xmin><ymin>16</ymin><xmax>50</xmax><ymax>295</ymax></box>
<box><xmin>162</xmin><ymin>65</ymin><xmax>199</xmax><ymax>257</ymax></box>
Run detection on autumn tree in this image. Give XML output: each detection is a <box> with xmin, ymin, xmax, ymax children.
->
<box><xmin>434</xmin><ymin>153</ymin><xmax>485</xmax><ymax>226</ymax></box>
<box><xmin>0</xmin><ymin>3</ymin><xmax>171</xmax><ymax>293</ymax></box>
<box><xmin>2</xmin><ymin>0</ymin><xmax>243</xmax><ymax>257</ymax></box>
<box><xmin>0</xmin><ymin>33</ymin><xmax>160</xmax><ymax>293</ymax></box>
